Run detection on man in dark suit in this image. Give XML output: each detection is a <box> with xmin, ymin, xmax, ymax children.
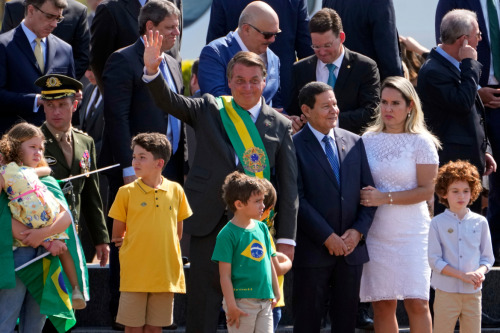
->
<box><xmin>288</xmin><ymin>8</ymin><xmax>380</xmax><ymax>135</ymax></box>
<box><xmin>0</xmin><ymin>0</ymin><xmax>75</xmax><ymax>135</ymax></box>
<box><xmin>418</xmin><ymin>8</ymin><xmax>496</xmax><ymax>215</ymax></box>
<box><xmin>78</xmin><ymin>68</ymin><xmax>104</xmax><ymax>154</ymax></box>
<box><xmin>436</xmin><ymin>0</ymin><xmax>500</xmax><ymax>268</ymax></box>
<box><xmin>322</xmin><ymin>0</ymin><xmax>403</xmax><ymax>81</ymax></box>
<box><xmin>1</xmin><ymin>0</ymin><xmax>89</xmax><ymax>80</ymax></box>
<box><xmin>198</xmin><ymin>1</ymin><xmax>282</xmax><ymax>108</ymax></box>
<box><xmin>205</xmin><ymin>0</ymin><xmax>313</xmax><ymax>109</ymax></box>
<box><xmin>90</xmin><ymin>0</ymin><xmax>182</xmax><ymax>91</ymax></box>
<box><xmin>101</xmin><ymin>0</ymin><xmax>186</xmax><ymax>324</ymax></box>
<box><xmin>293</xmin><ymin>81</ymin><xmax>375</xmax><ymax>333</ymax></box>
<box><xmin>144</xmin><ymin>43</ymin><xmax>298</xmax><ymax>331</ymax></box>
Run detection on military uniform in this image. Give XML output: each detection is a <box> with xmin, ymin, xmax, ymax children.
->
<box><xmin>41</xmin><ymin>123</ymin><xmax>109</xmax><ymax>246</ymax></box>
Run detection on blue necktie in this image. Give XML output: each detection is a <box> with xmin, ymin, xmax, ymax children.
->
<box><xmin>322</xmin><ymin>135</ymin><xmax>340</xmax><ymax>186</ymax></box>
<box><xmin>160</xmin><ymin>59</ymin><xmax>180</xmax><ymax>154</ymax></box>
<box><xmin>326</xmin><ymin>63</ymin><xmax>337</xmax><ymax>88</ymax></box>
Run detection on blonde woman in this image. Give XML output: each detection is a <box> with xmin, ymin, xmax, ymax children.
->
<box><xmin>359</xmin><ymin>76</ymin><xmax>440</xmax><ymax>333</ymax></box>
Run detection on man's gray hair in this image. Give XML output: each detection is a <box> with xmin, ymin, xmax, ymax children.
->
<box><xmin>440</xmin><ymin>9</ymin><xmax>477</xmax><ymax>44</ymax></box>
<box><xmin>138</xmin><ymin>0</ymin><xmax>180</xmax><ymax>35</ymax></box>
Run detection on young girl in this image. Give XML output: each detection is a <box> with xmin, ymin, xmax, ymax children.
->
<box><xmin>0</xmin><ymin>123</ymin><xmax>86</xmax><ymax>309</ymax></box>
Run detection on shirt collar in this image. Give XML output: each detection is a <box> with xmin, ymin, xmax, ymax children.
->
<box><xmin>444</xmin><ymin>208</ymin><xmax>471</xmax><ymax>220</ymax></box>
<box><xmin>308</xmin><ymin>123</ymin><xmax>335</xmax><ymax>144</ymax></box>
<box><xmin>436</xmin><ymin>46</ymin><xmax>461</xmax><ymax>71</ymax></box>
<box><xmin>21</xmin><ymin>21</ymin><xmax>46</xmax><ymax>45</ymax></box>
<box><xmin>247</xmin><ymin>98</ymin><xmax>262</xmax><ymax>120</ymax></box>
<box><xmin>45</xmin><ymin>122</ymin><xmax>72</xmax><ymax>142</ymax></box>
<box><xmin>318</xmin><ymin>46</ymin><xmax>345</xmax><ymax>71</ymax></box>
<box><xmin>137</xmin><ymin>177</ymin><xmax>169</xmax><ymax>193</ymax></box>
<box><xmin>234</xmin><ymin>30</ymin><xmax>250</xmax><ymax>52</ymax></box>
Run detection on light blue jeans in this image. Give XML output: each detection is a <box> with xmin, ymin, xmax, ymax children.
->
<box><xmin>0</xmin><ymin>247</ymin><xmax>47</xmax><ymax>333</ymax></box>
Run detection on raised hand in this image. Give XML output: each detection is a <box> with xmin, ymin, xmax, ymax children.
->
<box><xmin>143</xmin><ymin>30</ymin><xmax>164</xmax><ymax>75</ymax></box>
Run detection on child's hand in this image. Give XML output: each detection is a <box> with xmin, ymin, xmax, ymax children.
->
<box><xmin>35</xmin><ymin>166</ymin><xmax>52</xmax><ymax>177</ymax></box>
<box><xmin>42</xmin><ymin>240</ymin><xmax>68</xmax><ymax>256</ymax></box>
<box><xmin>111</xmin><ymin>237</ymin><xmax>124</xmax><ymax>248</ymax></box>
<box><xmin>462</xmin><ymin>271</ymin><xmax>484</xmax><ymax>288</ymax></box>
<box><xmin>226</xmin><ymin>306</ymin><xmax>248</xmax><ymax>328</ymax></box>
<box><xmin>20</xmin><ymin>228</ymin><xmax>47</xmax><ymax>247</ymax></box>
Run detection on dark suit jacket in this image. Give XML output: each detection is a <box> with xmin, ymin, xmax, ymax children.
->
<box><xmin>1</xmin><ymin>0</ymin><xmax>89</xmax><ymax>80</ymax></box>
<box><xmin>78</xmin><ymin>84</ymin><xmax>104</xmax><ymax>155</ymax></box>
<box><xmin>147</xmin><ymin>75</ymin><xmax>299</xmax><ymax>239</ymax></box>
<box><xmin>100</xmin><ymin>39</ymin><xmax>186</xmax><ymax>184</ymax></box>
<box><xmin>0</xmin><ymin>26</ymin><xmax>75</xmax><ymax>134</ymax></box>
<box><xmin>41</xmin><ymin>124</ymin><xmax>109</xmax><ymax>245</ymax></box>
<box><xmin>435</xmin><ymin>0</ymin><xmax>492</xmax><ymax>87</ymax></box>
<box><xmin>198</xmin><ymin>31</ymin><xmax>283</xmax><ymax>108</ymax></box>
<box><xmin>288</xmin><ymin>49</ymin><xmax>380</xmax><ymax>135</ymax></box>
<box><xmin>293</xmin><ymin>125</ymin><xmax>375</xmax><ymax>267</ymax></box>
<box><xmin>206</xmin><ymin>0</ymin><xmax>313</xmax><ymax>108</ymax></box>
<box><xmin>90</xmin><ymin>0</ymin><xmax>182</xmax><ymax>91</ymax></box>
<box><xmin>322</xmin><ymin>0</ymin><xmax>403</xmax><ymax>80</ymax></box>
<box><xmin>417</xmin><ymin>48</ymin><xmax>487</xmax><ymax>172</ymax></box>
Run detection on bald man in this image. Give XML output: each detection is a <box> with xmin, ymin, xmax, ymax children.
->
<box><xmin>198</xmin><ymin>1</ymin><xmax>283</xmax><ymax>108</ymax></box>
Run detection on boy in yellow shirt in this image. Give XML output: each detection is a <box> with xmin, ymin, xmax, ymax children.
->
<box><xmin>110</xmin><ymin>133</ymin><xmax>192</xmax><ymax>332</ymax></box>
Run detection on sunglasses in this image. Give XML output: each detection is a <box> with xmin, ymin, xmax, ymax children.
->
<box><xmin>32</xmin><ymin>4</ymin><xmax>64</xmax><ymax>23</ymax></box>
<box><xmin>247</xmin><ymin>23</ymin><xmax>281</xmax><ymax>40</ymax></box>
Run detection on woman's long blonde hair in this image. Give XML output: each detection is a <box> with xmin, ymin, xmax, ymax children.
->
<box><xmin>364</xmin><ymin>76</ymin><xmax>441</xmax><ymax>149</ymax></box>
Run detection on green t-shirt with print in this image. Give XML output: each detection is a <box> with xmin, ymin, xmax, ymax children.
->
<box><xmin>212</xmin><ymin>220</ymin><xmax>276</xmax><ymax>299</ymax></box>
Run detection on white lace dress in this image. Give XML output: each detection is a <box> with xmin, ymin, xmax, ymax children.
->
<box><xmin>359</xmin><ymin>132</ymin><xmax>439</xmax><ymax>302</ymax></box>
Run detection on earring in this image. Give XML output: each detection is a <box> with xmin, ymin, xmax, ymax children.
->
<box><xmin>407</xmin><ymin>112</ymin><xmax>411</xmax><ymax>118</ymax></box>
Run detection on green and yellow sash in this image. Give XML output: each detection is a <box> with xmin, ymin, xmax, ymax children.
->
<box><xmin>218</xmin><ymin>96</ymin><xmax>270</xmax><ymax>180</ymax></box>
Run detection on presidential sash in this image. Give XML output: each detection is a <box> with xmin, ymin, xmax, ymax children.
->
<box><xmin>218</xmin><ymin>96</ymin><xmax>270</xmax><ymax>180</ymax></box>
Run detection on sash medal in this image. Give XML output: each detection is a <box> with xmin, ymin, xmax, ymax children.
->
<box><xmin>218</xmin><ymin>96</ymin><xmax>270</xmax><ymax>179</ymax></box>
<box><xmin>79</xmin><ymin>150</ymin><xmax>91</xmax><ymax>177</ymax></box>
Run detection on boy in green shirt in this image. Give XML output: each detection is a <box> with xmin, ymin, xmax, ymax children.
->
<box><xmin>212</xmin><ymin>172</ymin><xmax>280</xmax><ymax>332</ymax></box>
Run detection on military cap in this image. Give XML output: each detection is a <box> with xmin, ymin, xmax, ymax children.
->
<box><xmin>35</xmin><ymin>74</ymin><xmax>83</xmax><ymax>100</ymax></box>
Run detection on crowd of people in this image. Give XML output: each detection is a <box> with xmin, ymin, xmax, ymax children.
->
<box><xmin>1</xmin><ymin>0</ymin><xmax>500</xmax><ymax>332</ymax></box>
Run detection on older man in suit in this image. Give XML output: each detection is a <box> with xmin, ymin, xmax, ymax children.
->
<box><xmin>198</xmin><ymin>1</ymin><xmax>283</xmax><ymax>108</ymax></box>
<box><xmin>418</xmin><ymin>9</ymin><xmax>496</xmax><ymax>214</ymax></box>
<box><xmin>322</xmin><ymin>0</ymin><xmax>403</xmax><ymax>81</ymax></box>
<box><xmin>0</xmin><ymin>0</ymin><xmax>75</xmax><ymax>135</ymax></box>
<box><xmin>293</xmin><ymin>81</ymin><xmax>375</xmax><ymax>333</ymax></box>
<box><xmin>288</xmin><ymin>8</ymin><xmax>380</xmax><ymax>135</ymax></box>
<box><xmin>205</xmin><ymin>0</ymin><xmax>313</xmax><ymax>110</ymax></box>
<box><xmin>1</xmin><ymin>0</ymin><xmax>89</xmax><ymax>80</ymax></box>
<box><xmin>90</xmin><ymin>0</ymin><xmax>182</xmax><ymax>92</ymax></box>
<box><xmin>144</xmin><ymin>37</ymin><xmax>298</xmax><ymax>331</ymax></box>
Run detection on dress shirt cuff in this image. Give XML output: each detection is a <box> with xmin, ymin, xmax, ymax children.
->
<box><xmin>479</xmin><ymin>262</ymin><xmax>492</xmax><ymax>273</ymax></box>
<box><xmin>276</xmin><ymin>238</ymin><xmax>296</xmax><ymax>247</ymax></box>
<box><xmin>142</xmin><ymin>67</ymin><xmax>161</xmax><ymax>83</ymax></box>
<box><xmin>434</xmin><ymin>261</ymin><xmax>448</xmax><ymax>274</ymax></box>
<box><xmin>34</xmin><ymin>96</ymin><xmax>40</xmax><ymax>113</ymax></box>
<box><xmin>122</xmin><ymin>166</ymin><xmax>135</xmax><ymax>177</ymax></box>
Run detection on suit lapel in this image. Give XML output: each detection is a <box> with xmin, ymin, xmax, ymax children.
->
<box><xmin>255</xmin><ymin>101</ymin><xmax>274</xmax><ymax>137</ymax></box>
<box><xmin>333</xmin><ymin>128</ymin><xmax>347</xmax><ymax>180</ymax></box>
<box><xmin>45</xmin><ymin>35</ymin><xmax>57</xmax><ymax>74</ymax></box>
<box><xmin>13</xmin><ymin>26</ymin><xmax>41</xmax><ymax>74</ymax></box>
<box><xmin>335</xmin><ymin>48</ymin><xmax>351</xmax><ymax>91</ymax></box>
<box><xmin>165</xmin><ymin>54</ymin><xmax>183</xmax><ymax>94</ymax></box>
<box><xmin>72</xmin><ymin>130</ymin><xmax>85</xmax><ymax>175</ymax></box>
<box><xmin>303</xmin><ymin>125</ymin><xmax>339</xmax><ymax>188</ymax></box>
<box><xmin>305</xmin><ymin>56</ymin><xmax>318</xmax><ymax>84</ymax></box>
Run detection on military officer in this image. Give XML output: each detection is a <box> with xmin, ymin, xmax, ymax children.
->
<box><xmin>34</xmin><ymin>74</ymin><xmax>109</xmax><ymax>267</ymax></box>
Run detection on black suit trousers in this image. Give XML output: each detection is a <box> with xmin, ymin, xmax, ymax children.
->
<box><xmin>293</xmin><ymin>259</ymin><xmax>362</xmax><ymax>333</ymax></box>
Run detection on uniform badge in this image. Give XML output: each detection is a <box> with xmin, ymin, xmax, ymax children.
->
<box><xmin>79</xmin><ymin>150</ymin><xmax>91</xmax><ymax>177</ymax></box>
<box><xmin>242</xmin><ymin>147</ymin><xmax>267</xmax><ymax>174</ymax></box>
<box><xmin>46</xmin><ymin>156</ymin><xmax>57</xmax><ymax>165</ymax></box>
<box><xmin>448</xmin><ymin>228</ymin><xmax>454</xmax><ymax>233</ymax></box>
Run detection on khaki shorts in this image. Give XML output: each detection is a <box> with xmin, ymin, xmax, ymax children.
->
<box><xmin>116</xmin><ymin>291</ymin><xmax>174</xmax><ymax>327</ymax></box>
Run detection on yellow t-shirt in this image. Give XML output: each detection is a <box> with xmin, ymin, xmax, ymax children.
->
<box><xmin>109</xmin><ymin>177</ymin><xmax>192</xmax><ymax>293</ymax></box>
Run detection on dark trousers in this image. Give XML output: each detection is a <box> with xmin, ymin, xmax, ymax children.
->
<box><xmin>292</xmin><ymin>258</ymin><xmax>363</xmax><ymax>333</ymax></box>
<box><xmin>186</xmin><ymin>215</ymin><xmax>227</xmax><ymax>333</ymax></box>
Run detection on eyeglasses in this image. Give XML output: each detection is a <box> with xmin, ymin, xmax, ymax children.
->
<box><xmin>311</xmin><ymin>42</ymin><xmax>335</xmax><ymax>50</ymax></box>
<box><xmin>456</xmin><ymin>31</ymin><xmax>482</xmax><ymax>39</ymax></box>
<box><xmin>32</xmin><ymin>4</ymin><xmax>64</xmax><ymax>23</ymax></box>
<box><xmin>247</xmin><ymin>23</ymin><xmax>281</xmax><ymax>40</ymax></box>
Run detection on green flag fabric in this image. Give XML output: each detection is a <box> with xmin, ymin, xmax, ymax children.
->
<box><xmin>0</xmin><ymin>192</ymin><xmax>15</xmax><ymax>289</ymax></box>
